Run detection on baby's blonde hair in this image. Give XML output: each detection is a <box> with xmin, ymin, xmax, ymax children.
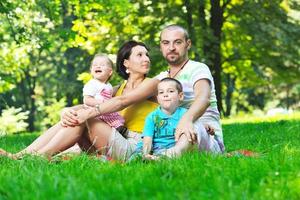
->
<box><xmin>91</xmin><ymin>54</ymin><xmax>114</xmax><ymax>82</ymax></box>
<box><xmin>91</xmin><ymin>53</ymin><xmax>114</xmax><ymax>69</ymax></box>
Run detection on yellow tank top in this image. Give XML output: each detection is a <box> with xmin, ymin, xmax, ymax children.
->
<box><xmin>115</xmin><ymin>79</ymin><xmax>158</xmax><ymax>133</ymax></box>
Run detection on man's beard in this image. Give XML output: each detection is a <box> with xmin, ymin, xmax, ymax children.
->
<box><xmin>166</xmin><ymin>54</ymin><xmax>185</xmax><ymax>65</ymax></box>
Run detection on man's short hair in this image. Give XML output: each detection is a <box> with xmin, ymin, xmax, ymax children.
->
<box><xmin>160</xmin><ymin>24</ymin><xmax>190</xmax><ymax>41</ymax></box>
<box><xmin>159</xmin><ymin>77</ymin><xmax>183</xmax><ymax>93</ymax></box>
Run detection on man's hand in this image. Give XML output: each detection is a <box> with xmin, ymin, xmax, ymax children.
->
<box><xmin>204</xmin><ymin>124</ymin><xmax>215</xmax><ymax>135</ymax></box>
<box><xmin>175</xmin><ymin>115</ymin><xmax>197</xmax><ymax>144</ymax></box>
<box><xmin>60</xmin><ymin>108</ymin><xmax>79</xmax><ymax>127</ymax></box>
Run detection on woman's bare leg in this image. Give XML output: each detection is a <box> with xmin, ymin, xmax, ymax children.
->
<box><xmin>36</xmin><ymin>124</ymin><xmax>86</xmax><ymax>157</ymax></box>
<box><xmin>87</xmin><ymin>118</ymin><xmax>113</xmax><ymax>155</ymax></box>
<box><xmin>77</xmin><ymin>128</ymin><xmax>97</xmax><ymax>154</ymax></box>
<box><xmin>0</xmin><ymin>123</ymin><xmax>65</xmax><ymax>158</ymax></box>
<box><xmin>16</xmin><ymin>123</ymin><xmax>63</xmax><ymax>155</ymax></box>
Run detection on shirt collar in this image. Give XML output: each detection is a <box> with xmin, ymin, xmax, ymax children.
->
<box><xmin>157</xmin><ymin>106</ymin><xmax>181</xmax><ymax>120</ymax></box>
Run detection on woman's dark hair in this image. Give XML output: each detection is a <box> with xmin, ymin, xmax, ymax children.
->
<box><xmin>116</xmin><ymin>40</ymin><xmax>149</xmax><ymax>80</ymax></box>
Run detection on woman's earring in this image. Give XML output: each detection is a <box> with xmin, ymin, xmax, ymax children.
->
<box><xmin>126</xmin><ymin>69</ymin><xmax>130</xmax><ymax>74</ymax></box>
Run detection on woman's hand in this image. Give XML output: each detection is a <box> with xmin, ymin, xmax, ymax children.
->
<box><xmin>60</xmin><ymin>107</ymin><xmax>79</xmax><ymax>127</ymax></box>
<box><xmin>75</xmin><ymin>108</ymin><xmax>92</xmax><ymax>124</ymax></box>
<box><xmin>175</xmin><ymin>115</ymin><xmax>197</xmax><ymax>144</ymax></box>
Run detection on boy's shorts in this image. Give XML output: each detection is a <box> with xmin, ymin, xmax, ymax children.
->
<box><xmin>106</xmin><ymin>128</ymin><xmax>142</xmax><ymax>162</ymax></box>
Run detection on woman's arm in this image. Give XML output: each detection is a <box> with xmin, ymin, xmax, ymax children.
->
<box><xmin>72</xmin><ymin>78</ymin><xmax>159</xmax><ymax>125</ymax></box>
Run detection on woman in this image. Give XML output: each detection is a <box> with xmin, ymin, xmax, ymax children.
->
<box><xmin>0</xmin><ymin>41</ymin><xmax>160</xmax><ymax>160</ymax></box>
<box><xmin>85</xmin><ymin>41</ymin><xmax>160</xmax><ymax>161</ymax></box>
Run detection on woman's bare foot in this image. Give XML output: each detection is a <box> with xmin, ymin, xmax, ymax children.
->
<box><xmin>0</xmin><ymin>148</ymin><xmax>11</xmax><ymax>156</ymax></box>
<box><xmin>0</xmin><ymin>148</ymin><xmax>19</xmax><ymax>159</ymax></box>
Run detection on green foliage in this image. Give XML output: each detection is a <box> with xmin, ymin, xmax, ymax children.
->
<box><xmin>77</xmin><ymin>72</ymin><xmax>92</xmax><ymax>85</ymax></box>
<box><xmin>0</xmin><ymin>0</ymin><xmax>299</xmax><ymax>130</ymax></box>
<box><xmin>0</xmin><ymin>119</ymin><xmax>300</xmax><ymax>199</ymax></box>
<box><xmin>0</xmin><ymin>107</ymin><xmax>29</xmax><ymax>135</ymax></box>
<box><xmin>37</xmin><ymin>98</ymin><xmax>66</xmax><ymax>129</ymax></box>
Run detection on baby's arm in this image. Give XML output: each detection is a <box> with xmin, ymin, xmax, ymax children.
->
<box><xmin>83</xmin><ymin>96</ymin><xmax>104</xmax><ymax>107</ymax></box>
<box><xmin>83</xmin><ymin>80</ymin><xmax>110</xmax><ymax>107</ymax></box>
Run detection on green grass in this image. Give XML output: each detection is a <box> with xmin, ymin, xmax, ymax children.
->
<box><xmin>1</xmin><ymin>118</ymin><xmax>300</xmax><ymax>200</ymax></box>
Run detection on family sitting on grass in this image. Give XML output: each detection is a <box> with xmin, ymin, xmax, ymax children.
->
<box><xmin>0</xmin><ymin>25</ymin><xmax>225</xmax><ymax>161</ymax></box>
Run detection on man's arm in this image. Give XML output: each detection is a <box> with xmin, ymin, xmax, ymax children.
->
<box><xmin>175</xmin><ymin>79</ymin><xmax>211</xmax><ymax>142</ymax></box>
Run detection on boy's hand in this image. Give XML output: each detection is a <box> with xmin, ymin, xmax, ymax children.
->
<box><xmin>204</xmin><ymin>124</ymin><xmax>215</xmax><ymax>135</ymax></box>
<box><xmin>143</xmin><ymin>154</ymin><xmax>159</xmax><ymax>161</ymax></box>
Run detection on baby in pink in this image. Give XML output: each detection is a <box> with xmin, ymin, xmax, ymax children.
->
<box><xmin>83</xmin><ymin>54</ymin><xmax>125</xmax><ymax>133</ymax></box>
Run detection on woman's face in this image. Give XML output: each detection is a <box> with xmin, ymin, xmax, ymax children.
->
<box><xmin>124</xmin><ymin>45</ymin><xmax>150</xmax><ymax>76</ymax></box>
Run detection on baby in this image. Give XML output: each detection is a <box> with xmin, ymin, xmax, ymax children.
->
<box><xmin>83</xmin><ymin>54</ymin><xmax>127</xmax><ymax>136</ymax></box>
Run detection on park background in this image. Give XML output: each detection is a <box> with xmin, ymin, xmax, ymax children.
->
<box><xmin>0</xmin><ymin>0</ymin><xmax>299</xmax><ymax>134</ymax></box>
<box><xmin>0</xmin><ymin>1</ymin><xmax>300</xmax><ymax>199</ymax></box>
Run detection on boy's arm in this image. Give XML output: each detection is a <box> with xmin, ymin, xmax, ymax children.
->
<box><xmin>142</xmin><ymin>136</ymin><xmax>153</xmax><ymax>156</ymax></box>
<box><xmin>142</xmin><ymin>113</ymin><xmax>155</xmax><ymax>157</ymax></box>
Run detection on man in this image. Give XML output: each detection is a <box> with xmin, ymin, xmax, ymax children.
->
<box><xmin>156</xmin><ymin>25</ymin><xmax>225</xmax><ymax>153</ymax></box>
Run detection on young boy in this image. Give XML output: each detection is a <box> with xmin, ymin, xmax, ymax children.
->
<box><xmin>83</xmin><ymin>54</ymin><xmax>127</xmax><ymax>136</ymax></box>
<box><xmin>134</xmin><ymin>78</ymin><xmax>191</xmax><ymax>160</ymax></box>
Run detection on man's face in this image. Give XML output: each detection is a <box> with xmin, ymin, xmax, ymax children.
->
<box><xmin>160</xmin><ymin>28</ymin><xmax>191</xmax><ymax>66</ymax></box>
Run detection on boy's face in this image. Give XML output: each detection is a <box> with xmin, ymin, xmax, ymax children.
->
<box><xmin>91</xmin><ymin>57</ymin><xmax>113</xmax><ymax>82</ymax></box>
<box><xmin>157</xmin><ymin>81</ymin><xmax>183</xmax><ymax>114</ymax></box>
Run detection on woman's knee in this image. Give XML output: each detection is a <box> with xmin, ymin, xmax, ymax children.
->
<box><xmin>87</xmin><ymin>118</ymin><xmax>112</xmax><ymax>138</ymax></box>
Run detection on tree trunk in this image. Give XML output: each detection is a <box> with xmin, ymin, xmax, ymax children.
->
<box><xmin>224</xmin><ymin>74</ymin><xmax>236</xmax><ymax>116</ymax></box>
<box><xmin>286</xmin><ymin>84</ymin><xmax>290</xmax><ymax>110</ymax></box>
<box><xmin>61</xmin><ymin>1</ymin><xmax>77</xmax><ymax>106</ymax></box>
<box><xmin>28</xmin><ymin>76</ymin><xmax>36</xmax><ymax>132</ymax></box>
<box><xmin>184</xmin><ymin>0</ymin><xmax>200</xmax><ymax>60</ymax></box>
<box><xmin>198</xmin><ymin>0</ymin><xmax>209</xmax><ymax>56</ymax></box>
<box><xmin>209</xmin><ymin>0</ymin><xmax>224</xmax><ymax>114</ymax></box>
<box><xmin>23</xmin><ymin>68</ymin><xmax>36</xmax><ymax>132</ymax></box>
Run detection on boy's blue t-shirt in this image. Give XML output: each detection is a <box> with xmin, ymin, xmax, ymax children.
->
<box><xmin>136</xmin><ymin>106</ymin><xmax>187</xmax><ymax>151</ymax></box>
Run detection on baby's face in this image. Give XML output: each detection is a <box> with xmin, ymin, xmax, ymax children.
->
<box><xmin>91</xmin><ymin>57</ymin><xmax>112</xmax><ymax>82</ymax></box>
<box><xmin>157</xmin><ymin>81</ymin><xmax>182</xmax><ymax>113</ymax></box>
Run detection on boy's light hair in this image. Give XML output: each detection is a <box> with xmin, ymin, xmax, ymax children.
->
<box><xmin>159</xmin><ymin>77</ymin><xmax>183</xmax><ymax>93</ymax></box>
